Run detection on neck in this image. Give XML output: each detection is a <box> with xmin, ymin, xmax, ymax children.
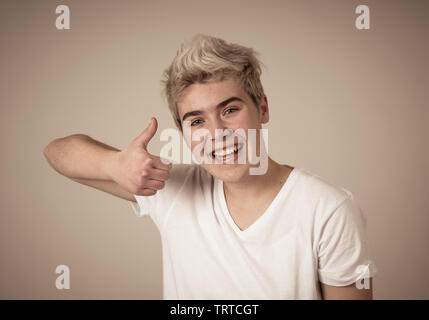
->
<box><xmin>223</xmin><ymin>158</ymin><xmax>293</xmax><ymax>201</ymax></box>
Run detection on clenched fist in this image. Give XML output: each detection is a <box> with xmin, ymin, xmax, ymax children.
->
<box><xmin>110</xmin><ymin>117</ymin><xmax>172</xmax><ymax>196</ymax></box>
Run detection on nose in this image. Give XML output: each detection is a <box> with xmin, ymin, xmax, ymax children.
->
<box><xmin>207</xmin><ymin>117</ymin><xmax>231</xmax><ymax>143</ymax></box>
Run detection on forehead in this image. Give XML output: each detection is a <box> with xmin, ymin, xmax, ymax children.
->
<box><xmin>177</xmin><ymin>79</ymin><xmax>249</xmax><ymax>116</ymax></box>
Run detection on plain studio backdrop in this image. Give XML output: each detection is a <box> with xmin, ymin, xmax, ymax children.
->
<box><xmin>0</xmin><ymin>0</ymin><xmax>428</xmax><ymax>299</ymax></box>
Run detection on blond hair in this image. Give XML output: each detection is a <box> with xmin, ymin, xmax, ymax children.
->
<box><xmin>161</xmin><ymin>34</ymin><xmax>266</xmax><ymax>129</ymax></box>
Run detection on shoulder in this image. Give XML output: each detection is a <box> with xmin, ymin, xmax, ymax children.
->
<box><xmin>295</xmin><ymin>167</ymin><xmax>353</xmax><ymax>205</ymax></box>
<box><xmin>293</xmin><ymin>168</ymin><xmax>360</xmax><ymax>223</ymax></box>
<box><xmin>292</xmin><ymin>168</ymin><xmax>368</xmax><ymax>247</ymax></box>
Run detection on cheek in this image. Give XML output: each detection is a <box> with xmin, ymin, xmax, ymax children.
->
<box><xmin>231</xmin><ymin>115</ymin><xmax>259</xmax><ymax>138</ymax></box>
<box><xmin>183</xmin><ymin>125</ymin><xmax>203</xmax><ymax>150</ymax></box>
<box><xmin>231</xmin><ymin>113</ymin><xmax>251</xmax><ymax>130</ymax></box>
<box><xmin>187</xmin><ymin>132</ymin><xmax>206</xmax><ymax>151</ymax></box>
<box><xmin>233</xmin><ymin>115</ymin><xmax>263</xmax><ymax>153</ymax></box>
<box><xmin>190</xmin><ymin>140</ymin><xmax>201</xmax><ymax>151</ymax></box>
<box><xmin>237</xmin><ymin>108</ymin><xmax>260</xmax><ymax>127</ymax></box>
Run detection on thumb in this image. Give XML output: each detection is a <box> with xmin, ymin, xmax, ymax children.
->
<box><xmin>134</xmin><ymin>117</ymin><xmax>158</xmax><ymax>149</ymax></box>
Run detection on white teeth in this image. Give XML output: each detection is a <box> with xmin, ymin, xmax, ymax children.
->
<box><xmin>212</xmin><ymin>144</ymin><xmax>240</xmax><ymax>158</ymax></box>
<box><xmin>214</xmin><ymin>147</ymin><xmax>234</xmax><ymax>157</ymax></box>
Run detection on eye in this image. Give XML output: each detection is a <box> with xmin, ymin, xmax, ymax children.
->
<box><xmin>191</xmin><ymin>119</ymin><xmax>203</xmax><ymax>127</ymax></box>
<box><xmin>223</xmin><ymin>107</ymin><xmax>238</xmax><ymax>115</ymax></box>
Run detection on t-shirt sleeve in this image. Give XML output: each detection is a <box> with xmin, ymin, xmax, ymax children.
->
<box><xmin>317</xmin><ymin>193</ymin><xmax>377</xmax><ymax>287</ymax></box>
<box><xmin>128</xmin><ymin>164</ymin><xmax>193</xmax><ymax>231</ymax></box>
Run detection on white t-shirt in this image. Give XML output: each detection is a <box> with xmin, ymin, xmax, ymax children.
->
<box><xmin>130</xmin><ymin>164</ymin><xmax>377</xmax><ymax>299</ymax></box>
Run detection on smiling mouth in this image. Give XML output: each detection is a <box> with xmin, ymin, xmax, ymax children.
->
<box><xmin>208</xmin><ymin>143</ymin><xmax>244</xmax><ymax>161</ymax></box>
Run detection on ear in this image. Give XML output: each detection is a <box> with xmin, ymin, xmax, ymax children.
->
<box><xmin>259</xmin><ymin>95</ymin><xmax>269</xmax><ymax>124</ymax></box>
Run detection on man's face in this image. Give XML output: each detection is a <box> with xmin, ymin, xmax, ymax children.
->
<box><xmin>177</xmin><ymin>78</ymin><xmax>269</xmax><ymax>183</ymax></box>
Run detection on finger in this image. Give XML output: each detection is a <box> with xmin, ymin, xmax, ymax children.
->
<box><xmin>143</xmin><ymin>179</ymin><xmax>165</xmax><ymax>190</ymax></box>
<box><xmin>133</xmin><ymin>117</ymin><xmax>158</xmax><ymax>150</ymax></box>
<box><xmin>147</xmin><ymin>168</ymin><xmax>170</xmax><ymax>182</ymax></box>
<box><xmin>134</xmin><ymin>188</ymin><xmax>157</xmax><ymax>196</ymax></box>
<box><xmin>151</xmin><ymin>156</ymin><xmax>173</xmax><ymax>171</ymax></box>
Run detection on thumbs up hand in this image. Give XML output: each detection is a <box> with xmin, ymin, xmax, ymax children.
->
<box><xmin>110</xmin><ymin>117</ymin><xmax>173</xmax><ymax>196</ymax></box>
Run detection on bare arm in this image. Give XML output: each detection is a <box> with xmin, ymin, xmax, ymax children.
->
<box><xmin>320</xmin><ymin>278</ymin><xmax>373</xmax><ymax>300</ymax></box>
<box><xmin>69</xmin><ymin>177</ymin><xmax>136</xmax><ymax>202</ymax></box>
<box><xmin>43</xmin><ymin>134</ymin><xmax>119</xmax><ymax>181</ymax></box>
<box><xmin>43</xmin><ymin>118</ymin><xmax>172</xmax><ymax>202</ymax></box>
<box><xmin>43</xmin><ymin>134</ymin><xmax>138</xmax><ymax>201</ymax></box>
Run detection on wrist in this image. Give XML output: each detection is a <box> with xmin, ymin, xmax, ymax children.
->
<box><xmin>102</xmin><ymin>149</ymin><xmax>121</xmax><ymax>181</ymax></box>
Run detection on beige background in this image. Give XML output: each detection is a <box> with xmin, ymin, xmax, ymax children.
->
<box><xmin>1</xmin><ymin>0</ymin><xmax>428</xmax><ymax>299</ymax></box>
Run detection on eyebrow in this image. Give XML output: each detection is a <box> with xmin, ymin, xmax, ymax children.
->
<box><xmin>181</xmin><ymin>96</ymin><xmax>244</xmax><ymax>122</ymax></box>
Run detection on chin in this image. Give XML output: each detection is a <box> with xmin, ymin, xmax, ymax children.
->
<box><xmin>201</xmin><ymin>163</ymin><xmax>250</xmax><ymax>183</ymax></box>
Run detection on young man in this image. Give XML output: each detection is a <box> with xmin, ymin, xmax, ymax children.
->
<box><xmin>44</xmin><ymin>34</ymin><xmax>376</xmax><ymax>299</ymax></box>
